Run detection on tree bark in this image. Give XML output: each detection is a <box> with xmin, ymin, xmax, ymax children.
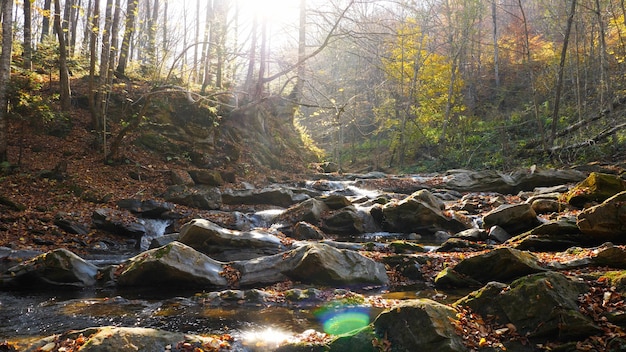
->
<box><xmin>292</xmin><ymin>0</ymin><xmax>306</xmax><ymax>100</ymax></box>
<box><xmin>116</xmin><ymin>0</ymin><xmax>138</xmax><ymax>75</ymax></box>
<box><xmin>54</xmin><ymin>0</ymin><xmax>72</xmax><ymax>112</ymax></box>
<box><xmin>41</xmin><ymin>0</ymin><xmax>52</xmax><ymax>41</ymax></box>
<box><xmin>23</xmin><ymin>0</ymin><xmax>33</xmax><ymax>70</ymax></box>
<box><xmin>0</xmin><ymin>0</ymin><xmax>14</xmax><ymax>162</ymax></box>
<box><xmin>550</xmin><ymin>0</ymin><xmax>576</xmax><ymax>147</ymax></box>
<box><xmin>88</xmin><ymin>0</ymin><xmax>101</xmax><ymax>133</ymax></box>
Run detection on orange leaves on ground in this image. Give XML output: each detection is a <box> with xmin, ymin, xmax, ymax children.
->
<box><xmin>219</xmin><ymin>265</ymin><xmax>241</xmax><ymax>288</ymax></box>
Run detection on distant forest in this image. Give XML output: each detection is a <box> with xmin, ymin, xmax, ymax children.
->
<box><xmin>0</xmin><ymin>0</ymin><xmax>625</xmax><ymax>172</ymax></box>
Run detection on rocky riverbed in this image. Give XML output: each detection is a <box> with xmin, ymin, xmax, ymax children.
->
<box><xmin>2</xmin><ymin>167</ymin><xmax>626</xmax><ymax>351</ymax></box>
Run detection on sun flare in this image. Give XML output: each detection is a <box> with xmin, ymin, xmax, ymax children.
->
<box><xmin>238</xmin><ymin>0</ymin><xmax>300</xmax><ymax>24</ymax></box>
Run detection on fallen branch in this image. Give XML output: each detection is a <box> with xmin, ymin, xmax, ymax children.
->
<box><xmin>548</xmin><ymin>122</ymin><xmax>626</xmax><ymax>153</ymax></box>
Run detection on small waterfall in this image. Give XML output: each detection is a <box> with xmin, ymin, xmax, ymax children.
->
<box><xmin>139</xmin><ymin>219</ymin><xmax>173</xmax><ymax>251</ymax></box>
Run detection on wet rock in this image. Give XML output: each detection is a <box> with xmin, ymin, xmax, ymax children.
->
<box><xmin>163</xmin><ymin>185</ymin><xmax>221</xmax><ymax>210</ymax></box>
<box><xmin>436</xmin><ymin>238</ymin><xmax>491</xmax><ymax>253</ymax></box>
<box><xmin>435</xmin><ymin>247</ymin><xmax>545</xmax><ymax>288</ymax></box>
<box><xmin>233</xmin><ymin>243</ymin><xmax>388</xmax><ymax>287</ymax></box>
<box><xmin>188</xmin><ymin>169</ymin><xmax>224</xmax><ymax>186</ymax></box>
<box><xmin>320</xmin><ymin>194</ymin><xmax>352</xmax><ymax>209</ymax></box>
<box><xmin>116</xmin><ymin>199</ymin><xmax>179</xmax><ymax>219</ymax></box>
<box><xmin>530</xmin><ymin>198</ymin><xmax>563</xmax><ymax>214</ymax></box>
<box><xmin>381</xmin><ymin>190</ymin><xmax>467</xmax><ymax>235</ymax></box>
<box><xmin>222</xmin><ymin>187</ymin><xmax>307</xmax><ymax>207</ymax></box>
<box><xmin>452</xmin><ymin>228</ymin><xmax>487</xmax><ymax>241</ymax></box>
<box><xmin>591</xmin><ymin>243</ymin><xmax>626</xmax><ymax>269</ymax></box>
<box><xmin>282</xmin><ymin>243</ymin><xmax>388</xmax><ymax>286</ymax></box>
<box><xmin>443</xmin><ymin>168</ymin><xmax>585</xmax><ymax>194</ymax></box>
<box><xmin>565</xmin><ymin>172</ymin><xmax>626</xmax><ymax>208</ymax></box>
<box><xmin>488</xmin><ymin>225</ymin><xmax>511</xmax><ymax>243</ymax></box>
<box><xmin>482</xmin><ymin>203</ymin><xmax>541</xmax><ymax>235</ymax></box>
<box><xmin>507</xmin><ymin>217</ymin><xmax>590</xmax><ymax>251</ymax></box>
<box><xmin>455</xmin><ymin>271</ymin><xmax>600</xmax><ymax>341</ymax></box>
<box><xmin>92</xmin><ymin>208</ymin><xmax>146</xmax><ymax>239</ymax></box>
<box><xmin>577</xmin><ymin>191</ymin><xmax>626</xmax><ymax>241</ymax></box>
<box><xmin>321</xmin><ymin>206</ymin><xmax>364</xmax><ymax>235</ymax></box>
<box><xmin>1</xmin><ymin>248</ymin><xmax>98</xmax><ymax>287</ymax></box>
<box><xmin>388</xmin><ymin>240</ymin><xmax>426</xmax><ymax>254</ymax></box>
<box><xmin>274</xmin><ymin>198</ymin><xmax>329</xmax><ymax>226</ymax></box>
<box><xmin>178</xmin><ymin>219</ymin><xmax>286</xmax><ymax>261</ymax></box>
<box><xmin>148</xmin><ymin>233</ymin><xmax>180</xmax><ymax>249</ymax></box>
<box><xmin>20</xmin><ymin>326</ymin><xmax>222</xmax><ymax>352</ymax></box>
<box><xmin>373</xmin><ymin>299</ymin><xmax>467</xmax><ymax>352</ymax></box>
<box><xmin>54</xmin><ymin>216</ymin><xmax>89</xmax><ymax>235</ymax></box>
<box><xmin>292</xmin><ymin>221</ymin><xmax>325</xmax><ymax>240</ymax></box>
<box><xmin>115</xmin><ymin>241</ymin><xmax>228</xmax><ymax>288</ymax></box>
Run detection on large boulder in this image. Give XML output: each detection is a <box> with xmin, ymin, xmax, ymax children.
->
<box><xmin>92</xmin><ymin>208</ymin><xmax>146</xmax><ymax>239</ymax></box>
<box><xmin>20</xmin><ymin>326</ymin><xmax>228</xmax><ymax>352</ymax></box>
<box><xmin>178</xmin><ymin>219</ymin><xmax>286</xmax><ymax>261</ymax></box>
<box><xmin>1</xmin><ymin>248</ymin><xmax>98</xmax><ymax>288</ymax></box>
<box><xmin>482</xmin><ymin>203</ymin><xmax>541</xmax><ymax>235</ymax></box>
<box><xmin>274</xmin><ymin>198</ymin><xmax>329</xmax><ymax>226</ymax></box>
<box><xmin>442</xmin><ymin>168</ymin><xmax>585</xmax><ymax>194</ymax></box>
<box><xmin>187</xmin><ymin>169</ymin><xmax>225</xmax><ymax>186</ymax></box>
<box><xmin>565</xmin><ymin>172</ymin><xmax>626</xmax><ymax>208</ymax></box>
<box><xmin>381</xmin><ymin>190</ymin><xmax>467</xmax><ymax>235</ymax></box>
<box><xmin>320</xmin><ymin>206</ymin><xmax>364</xmax><ymax>235</ymax></box>
<box><xmin>507</xmin><ymin>216</ymin><xmax>590</xmax><ymax>251</ymax></box>
<box><xmin>435</xmin><ymin>247</ymin><xmax>545</xmax><ymax>288</ymax></box>
<box><xmin>577</xmin><ymin>191</ymin><xmax>626</xmax><ymax>241</ymax></box>
<box><xmin>373</xmin><ymin>299</ymin><xmax>467</xmax><ymax>352</ymax></box>
<box><xmin>115</xmin><ymin>241</ymin><xmax>228</xmax><ymax>288</ymax></box>
<box><xmin>455</xmin><ymin>272</ymin><xmax>600</xmax><ymax>341</ymax></box>
<box><xmin>234</xmin><ymin>243</ymin><xmax>388</xmax><ymax>287</ymax></box>
<box><xmin>222</xmin><ymin>187</ymin><xmax>307</xmax><ymax>207</ymax></box>
<box><xmin>163</xmin><ymin>185</ymin><xmax>222</xmax><ymax>210</ymax></box>
<box><xmin>116</xmin><ymin>199</ymin><xmax>179</xmax><ymax>219</ymax></box>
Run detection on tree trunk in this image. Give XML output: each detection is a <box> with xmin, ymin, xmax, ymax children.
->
<box><xmin>491</xmin><ymin>0</ymin><xmax>499</xmax><ymax>87</ymax></box>
<box><xmin>244</xmin><ymin>14</ymin><xmax>257</xmax><ymax>93</ymax></box>
<box><xmin>254</xmin><ymin>18</ymin><xmax>268</xmax><ymax>98</ymax></box>
<box><xmin>41</xmin><ymin>0</ymin><xmax>51</xmax><ymax>41</ymax></box>
<box><xmin>54</xmin><ymin>0</ymin><xmax>72</xmax><ymax>112</ymax></box>
<box><xmin>200</xmin><ymin>1</ymin><xmax>213</xmax><ymax>93</ymax></box>
<box><xmin>81</xmin><ymin>0</ymin><xmax>92</xmax><ymax>55</ymax></box>
<box><xmin>0</xmin><ymin>0</ymin><xmax>14</xmax><ymax>162</ymax></box>
<box><xmin>70</xmin><ymin>0</ymin><xmax>80</xmax><ymax>56</ymax></box>
<box><xmin>550</xmin><ymin>0</ymin><xmax>576</xmax><ymax>147</ymax></box>
<box><xmin>23</xmin><ymin>0</ymin><xmax>32</xmax><ymax>70</ymax></box>
<box><xmin>108</xmin><ymin>0</ymin><xmax>121</xmax><ymax>78</ymax></box>
<box><xmin>116</xmin><ymin>0</ymin><xmax>138</xmax><ymax>76</ymax></box>
<box><xmin>88</xmin><ymin>0</ymin><xmax>101</xmax><ymax>132</ymax></box>
<box><xmin>292</xmin><ymin>0</ymin><xmax>306</xmax><ymax>100</ymax></box>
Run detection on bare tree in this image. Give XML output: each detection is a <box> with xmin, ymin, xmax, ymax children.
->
<box><xmin>0</xmin><ymin>0</ymin><xmax>14</xmax><ymax>162</ymax></box>
<box><xmin>54</xmin><ymin>0</ymin><xmax>72</xmax><ymax>111</ymax></box>
<box><xmin>550</xmin><ymin>0</ymin><xmax>576</xmax><ymax>147</ymax></box>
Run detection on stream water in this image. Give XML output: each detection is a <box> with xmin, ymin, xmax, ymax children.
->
<box><xmin>0</xmin><ymin>179</ymin><xmax>460</xmax><ymax>349</ymax></box>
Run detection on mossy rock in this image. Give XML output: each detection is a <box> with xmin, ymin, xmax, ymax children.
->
<box><xmin>389</xmin><ymin>240</ymin><xmax>426</xmax><ymax>253</ymax></box>
<box><xmin>565</xmin><ymin>172</ymin><xmax>626</xmax><ymax>208</ymax></box>
<box><xmin>456</xmin><ymin>271</ymin><xmax>599</xmax><ymax>341</ymax></box>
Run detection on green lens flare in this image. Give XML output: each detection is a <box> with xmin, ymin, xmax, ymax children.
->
<box><xmin>322</xmin><ymin>310</ymin><xmax>370</xmax><ymax>335</ymax></box>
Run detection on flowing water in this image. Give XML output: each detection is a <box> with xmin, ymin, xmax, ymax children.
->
<box><xmin>1</xmin><ymin>179</ymin><xmax>463</xmax><ymax>349</ymax></box>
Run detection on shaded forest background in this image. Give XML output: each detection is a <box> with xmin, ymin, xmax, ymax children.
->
<box><xmin>0</xmin><ymin>0</ymin><xmax>625</xmax><ymax>174</ymax></box>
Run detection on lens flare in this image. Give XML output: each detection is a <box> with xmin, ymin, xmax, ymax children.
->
<box><xmin>315</xmin><ymin>306</ymin><xmax>371</xmax><ymax>335</ymax></box>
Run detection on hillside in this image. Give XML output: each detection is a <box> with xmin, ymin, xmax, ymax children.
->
<box><xmin>0</xmin><ymin>75</ymin><xmax>316</xmax><ymax>254</ymax></box>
